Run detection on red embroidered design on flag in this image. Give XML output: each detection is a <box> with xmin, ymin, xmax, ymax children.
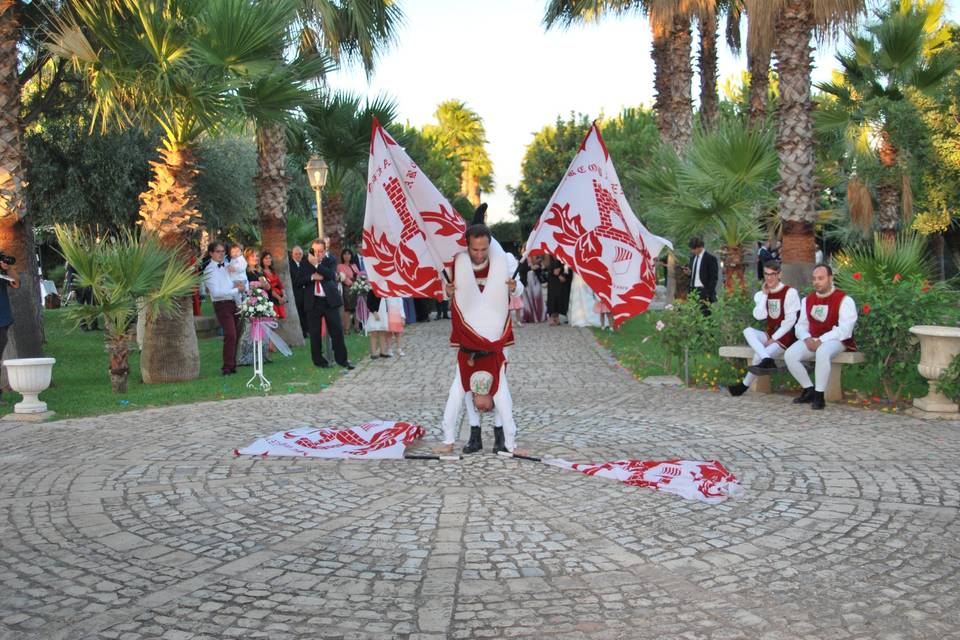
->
<box><xmin>237</xmin><ymin>421</ymin><xmax>425</xmax><ymax>459</ymax></box>
<box><xmin>546</xmin><ymin>458</ymin><xmax>742</xmax><ymax>504</ymax></box>
<box><xmin>524</xmin><ymin>123</ymin><xmax>671</xmax><ymax>328</ymax></box>
<box><xmin>362</xmin><ymin>118</ymin><xmax>466</xmax><ymax>300</ymax></box>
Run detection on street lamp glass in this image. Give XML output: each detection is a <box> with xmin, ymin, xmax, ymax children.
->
<box><xmin>305</xmin><ymin>157</ymin><xmax>329</xmax><ymax>190</ymax></box>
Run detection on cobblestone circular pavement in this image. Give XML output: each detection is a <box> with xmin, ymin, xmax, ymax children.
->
<box><xmin>2</xmin><ymin>321</ymin><xmax>960</xmax><ymax>639</ymax></box>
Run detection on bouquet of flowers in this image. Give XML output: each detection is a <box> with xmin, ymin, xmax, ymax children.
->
<box><xmin>349</xmin><ymin>273</ymin><xmax>372</xmax><ymax>297</ymax></box>
<box><xmin>238</xmin><ymin>286</ymin><xmax>277</xmax><ymax>319</ymax></box>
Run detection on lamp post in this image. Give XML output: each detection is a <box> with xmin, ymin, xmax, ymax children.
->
<box><xmin>305</xmin><ymin>157</ymin><xmax>329</xmax><ymax>241</ymax></box>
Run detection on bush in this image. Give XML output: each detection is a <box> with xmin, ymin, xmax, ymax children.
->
<box><xmin>937</xmin><ymin>353</ymin><xmax>960</xmax><ymax>404</ymax></box>
<box><xmin>833</xmin><ymin>232</ymin><xmax>960</xmax><ymax>404</ymax></box>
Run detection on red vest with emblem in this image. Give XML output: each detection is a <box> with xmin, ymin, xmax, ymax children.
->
<box><xmin>804</xmin><ymin>288</ymin><xmax>856</xmax><ymax>351</ymax></box>
<box><xmin>765</xmin><ymin>285</ymin><xmax>797</xmax><ymax>347</ymax></box>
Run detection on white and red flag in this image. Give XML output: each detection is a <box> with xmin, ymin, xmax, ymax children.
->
<box><xmin>362</xmin><ymin>117</ymin><xmax>466</xmax><ymax>300</ymax></box>
<box><xmin>546</xmin><ymin>458</ymin><xmax>742</xmax><ymax>504</ymax></box>
<box><xmin>524</xmin><ymin>122</ymin><xmax>671</xmax><ymax>328</ymax></box>
<box><xmin>234</xmin><ymin>421</ymin><xmax>424</xmax><ymax>459</ymax></box>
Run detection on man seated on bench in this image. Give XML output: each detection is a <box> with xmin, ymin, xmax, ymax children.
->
<box><xmin>729</xmin><ymin>260</ymin><xmax>800</xmax><ymax>397</ymax></box>
<box><xmin>784</xmin><ymin>264</ymin><xmax>858</xmax><ymax>410</ymax></box>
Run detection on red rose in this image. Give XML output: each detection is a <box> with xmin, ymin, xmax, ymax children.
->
<box><xmin>853</xmin><ymin>272</ymin><xmax>862</xmax><ymax>280</ymax></box>
<box><xmin>893</xmin><ymin>273</ymin><xmax>902</xmax><ymax>283</ymax></box>
<box><xmin>921</xmin><ymin>286</ymin><xmax>930</xmax><ymax>293</ymax></box>
<box><xmin>862</xmin><ymin>303</ymin><xmax>871</xmax><ymax>314</ymax></box>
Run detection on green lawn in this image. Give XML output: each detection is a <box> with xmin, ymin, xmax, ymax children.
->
<box><xmin>1</xmin><ymin>306</ymin><xmax>368</xmax><ymax>420</ymax></box>
<box><xmin>592</xmin><ymin>310</ymin><xmax>926</xmax><ymax>412</ymax></box>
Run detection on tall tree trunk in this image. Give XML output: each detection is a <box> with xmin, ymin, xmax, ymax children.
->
<box><xmin>773</xmin><ymin>0</ymin><xmax>817</xmax><ymax>289</ymax></box>
<box><xmin>876</xmin><ymin>184</ymin><xmax>899</xmax><ymax>242</ymax></box>
<box><xmin>138</xmin><ymin>146</ymin><xmax>201</xmax><ymax>383</ymax></box>
<box><xmin>747</xmin><ymin>47</ymin><xmax>771</xmax><ymax>129</ymax></box>
<box><xmin>651</xmin><ymin>20</ymin><xmax>671</xmax><ymax>140</ymax></box>
<box><xmin>876</xmin><ymin>130</ymin><xmax>900</xmax><ymax>241</ymax></box>
<box><xmin>665</xmin><ymin>14</ymin><xmax>694</xmax><ymax>154</ymax></box>
<box><xmin>461</xmin><ymin>169</ymin><xmax>480</xmax><ymax>207</ymax></box>
<box><xmin>698</xmin><ymin>9</ymin><xmax>719</xmax><ymax>132</ymax></box>
<box><xmin>255</xmin><ymin>123</ymin><xmax>303</xmax><ymax>346</ymax></box>
<box><xmin>0</xmin><ymin>0</ymin><xmax>44</xmax><ymax>365</ymax></box>
<box><xmin>325</xmin><ymin>192</ymin><xmax>346</xmax><ymax>259</ymax></box>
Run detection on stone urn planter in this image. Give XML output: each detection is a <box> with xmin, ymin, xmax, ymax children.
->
<box><xmin>3</xmin><ymin>357</ymin><xmax>56</xmax><ymax>414</ymax></box>
<box><xmin>909</xmin><ymin>325</ymin><xmax>960</xmax><ymax>416</ymax></box>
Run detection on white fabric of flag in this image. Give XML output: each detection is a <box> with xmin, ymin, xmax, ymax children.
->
<box><xmin>545</xmin><ymin>458</ymin><xmax>743</xmax><ymax>504</ymax></box>
<box><xmin>235</xmin><ymin>421</ymin><xmax>424</xmax><ymax>459</ymax></box>
<box><xmin>362</xmin><ymin>117</ymin><xmax>466</xmax><ymax>301</ymax></box>
<box><xmin>523</xmin><ymin>122</ymin><xmax>671</xmax><ymax>328</ymax></box>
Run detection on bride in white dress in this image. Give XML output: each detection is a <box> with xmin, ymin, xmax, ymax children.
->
<box><xmin>567</xmin><ymin>272</ymin><xmax>601</xmax><ymax>328</ymax></box>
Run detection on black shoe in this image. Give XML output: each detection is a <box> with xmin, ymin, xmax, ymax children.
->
<box><xmin>493</xmin><ymin>427</ymin><xmax>507</xmax><ymax>454</ymax></box>
<box><xmin>380</xmin><ymin>352</ymin><xmax>392</xmax><ymax>358</ymax></box>
<box><xmin>341</xmin><ymin>362</ymin><xmax>355</xmax><ymax>370</ymax></box>
<box><xmin>811</xmin><ymin>391</ymin><xmax>825</xmax><ymax>410</ymax></box>
<box><xmin>728</xmin><ymin>382</ymin><xmax>749</xmax><ymax>397</ymax></box>
<box><xmin>462</xmin><ymin>426</ymin><xmax>483</xmax><ymax>454</ymax></box>
<box><xmin>747</xmin><ymin>357</ymin><xmax>779</xmax><ymax>376</ymax></box>
<box><xmin>793</xmin><ymin>386</ymin><xmax>815</xmax><ymax>404</ymax></box>
<box><xmin>314</xmin><ymin>361</ymin><xmax>330</xmax><ymax>368</ymax></box>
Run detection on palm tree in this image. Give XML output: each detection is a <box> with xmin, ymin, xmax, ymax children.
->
<box><xmin>637</xmin><ymin>120</ymin><xmax>778</xmax><ymax>291</ymax></box>
<box><xmin>48</xmin><ymin>0</ymin><xmax>298</xmax><ymax>382</ymax></box>
<box><xmin>544</xmin><ymin>1</ymin><xmax>714</xmax><ymax>154</ymax></box>
<box><xmin>55</xmin><ymin>226</ymin><xmax>199</xmax><ymax>393</ymax></box>
<box><xmin>742</xmin><ymin>0</ymin><xmax>866</xmax><ymax>285</ymax></box>
<box><xmin>304</xmin><ymin>91</ymin><xmax>398</xmax><ymax>256</ymax></box>
<box><xmin>242</xmin><ymin>53</ymin><xmax>331</xmax><ymax>346</ymax></box>
<box><xmin>815</xmin><ymin>0</ymin><xmax>955</xmax><ymax>241</ymax></box>
<box><xmin>424</xmin><ymin>100</ymin><xmax>493</xmax><ymax>207</ymax></box>
<box><xmin>0</xmin><ymin>0</ymin><xmax>45</xmax><ymax>360</ymax></box>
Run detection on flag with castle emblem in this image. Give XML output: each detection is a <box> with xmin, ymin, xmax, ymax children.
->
<box><xmin>235</xmin><ymin>421</ymin><xmax>425</xmax><ymax>459</ymax></box>
<box><xmin>362</xmin><ymin>117</ymin><xmax>467</xmax><ymax>300</ymax></box>
<box><xmin>523</xmin><ymin>122</ymin><xmax>671</xmax><ymax>328</ymax></box>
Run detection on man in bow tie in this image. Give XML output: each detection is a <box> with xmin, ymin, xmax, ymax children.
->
<box><xmin>203</xmin><ymin>241</ymin><xmax>246</xmax><ymax>375</ymax></box>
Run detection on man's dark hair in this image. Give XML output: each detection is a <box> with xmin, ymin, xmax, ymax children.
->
<box><xmin>688</xmin><ymin>236</ymin><xmax>704</xmax><ymax>250</ymax></box>
<box><xmin>207</xmin><ymin>241</ymin><xmax>224</xmax><ymax>254</ymax></box>
<box><xmin>762</xmin><ymin>260</ymin><xmax>781</xmax><ymax>272</ymax></box>
<box><xmin>465</xmin><ymin>224</ymin><xmax>492</xmax><ymax>243</ymax></box>
<box><xmin>813</xmin><ymin>263</ymin><xmax>833</xmax><ymax>276</ymax></box>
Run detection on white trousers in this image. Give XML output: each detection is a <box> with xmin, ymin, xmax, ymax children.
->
<box><xmin>742</xmin><ymin>327</ymin><xmax>785</xmax><ymax>387</ymax></box>
<box><xmin>783</xmin><ymin>339</ymin><xmax>847</xmax><ymax>392</ymax></box>
<box><xmin>442</xmin><ymin>364</ymin><xmax>516</xmax><ymax>451</ymax></box>
<box><xmin>464</xmin><ymin>392</ymin><xmax>503</xmax><ymax>428</ymax></box>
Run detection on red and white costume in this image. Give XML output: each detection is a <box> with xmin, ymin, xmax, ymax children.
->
<box><xmin>441</xmin><ymin>240</ymin><xmax>523</xmax><ymax>451</ymax></box>
<box><xmin>741</xmin><ymin>282</ymin><xmax>800</xmax><ymax>386</ymax></box>
<box><xmin>784</xmin><ymin>288</ymin><xmax>858</xmax><ymax>392</ymax></box>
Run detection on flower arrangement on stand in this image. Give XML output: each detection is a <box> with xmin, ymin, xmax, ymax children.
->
<box><xmin>349</xmin><ymin>273</ymin><xmax>372</xmax><ymax>297</ymax></box>
<box><xmin>238</xmin><ymin>287</ymin><xmax>277</xmax><ymax>390</ymax></box>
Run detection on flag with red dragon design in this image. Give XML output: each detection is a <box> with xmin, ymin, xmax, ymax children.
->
<box><xmin>362</xmin><ymin>117</ymin><xmax>466</xmax><ymax>300</ymax></box>
<box><xmin>523</xmin><ymin>122</ymin><xmax>671</xmax><ymax>328</ymax></box>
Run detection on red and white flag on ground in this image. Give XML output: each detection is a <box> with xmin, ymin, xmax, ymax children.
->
<box><xmin>524</xmin><ymin>122</ymin><xmax>671</xmax><ymax>328</ymax></box>
<box><xmin>362</xmin><ymin>117</ymin><xmax>466</xmax><ymax>300</ymax></box>
<box><xmin>545</xmin><ymin>458</ymin><xmax>742</xmax><ymax>504</ymax></box>
<box><xmin>234</xmin><ymin>421</ymin><xmax>424</xmax><ymax>459</ymax></box>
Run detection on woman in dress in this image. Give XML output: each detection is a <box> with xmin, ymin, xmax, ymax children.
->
<box><xmin>365</xmin><ymin>290</ymin><xmax>397</xmax><ymax>358</ymax></box>
<box><xmin>259</xmin><ymin>251</ymin><xmax>286</xmax><ymax>319</ymax></box>
<box><xmin>568</xmin><ymin>271</ymin><xmax>601</xmax><ymax>328</ymax></box>
<box><xmin>337</xmin><ymin>248</ymin><xmax>360</xmax><ymax>334</ymax></box>
<box><xmin>519</xmin><ymin>255</ymin><xmax>546</xmax><ymax>323</ymax></box>
<box><xmin>546</xmin><ymin>256</ymin><xmax>570</xmax><ymax>326</ymax></box>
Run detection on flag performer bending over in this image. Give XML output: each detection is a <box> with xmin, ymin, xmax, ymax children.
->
<box><xmin>433</xmin><ymin>216</ymin><xmax>525</xmax><ymax>455</ymax></box>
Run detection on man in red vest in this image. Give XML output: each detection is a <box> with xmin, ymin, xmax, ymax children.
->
<box><xmin>784</xmin><ymin>264</ymin><xmax>858</xmax><ymax>410</ymax></box>
<box><xmin>728</xmin><ymin>260</ymin><xmax>800</xmax><ymax>396</ymax></box>
<box><xmin>433</xmin><ymin>218</ymin><xmax>524</xmax><ymax>455</ymax></box>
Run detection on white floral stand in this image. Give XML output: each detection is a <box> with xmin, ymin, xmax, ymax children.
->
<box><xmin>246</xmin><ymin>318</ymin><xmax>271</xmax><ymax>391</ymax></box>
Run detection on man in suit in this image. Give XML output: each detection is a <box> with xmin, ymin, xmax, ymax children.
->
<box><xmin>288</xmin><ymin>246</ymin><xmax>310</xmax><ymax>338</ymax></box>
<box><xmin>304</xmin><ymin>238</ymin><xmax>354</xmax><ymax>370</ymax></box>
<box><xmin>684</xmin><ymin>236</ymin><xmax>718</xmax><ymax>315</ymax></box>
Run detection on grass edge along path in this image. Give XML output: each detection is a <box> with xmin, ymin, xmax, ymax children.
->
<box><xmin>0</xmin><ymin>308</ymin><xmax>369</xmax><ymax>420</ymax></box>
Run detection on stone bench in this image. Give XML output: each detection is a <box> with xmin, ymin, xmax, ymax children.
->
<box><xmin>194</xmin><ymin>315</ymin><xmax>220</xmax><ymax>339</ymax></box>
<box><xmin>718</xmin><ymin>345</ymin><xmax>866</xmax><ymax>402</ymax></box>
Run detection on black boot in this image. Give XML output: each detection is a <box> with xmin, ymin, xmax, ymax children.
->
<box><xmin>493</xmin><ymin>427</ymin><xmax>507</xmax><ymax>454</ymax></box>
<box><xmin>793</xmin><ymin>386</ymin><xmax>815</xmax><ymax>404</ymax></box>
<box><xmin>728</xmin><ymin>382</ymin><xmax>749</xmax><ymax>397</ymax></box>
<box><xmin>747</xmin><ymin>357</ymin><xmax>779</xmax><ymax>376</ymax></box>
<box><xmin>462</xmin><ymin>426</ymin><xmax>483</xmax><ymax>454</ymax></box>
<box><xmin>811</xmin><ymin>391</ymin><xmax>825</xmax><ymax>410</ymax></box>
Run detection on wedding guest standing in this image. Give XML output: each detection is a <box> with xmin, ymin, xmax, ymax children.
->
<box><xmin>203</xmin><ymin>242</ymin><xmax>244</xmax><ymax>375</ymax></box>
<box><xmin>337</xmin><ymin>248</ymin><xmax>360</xmax><ymax>334</ymax></box>
<box><xmin>260</xmin><ymin>251</ymin><xmax>286</xmax><ymax>319</ymax></box>
<box><xmin>289</xmin><ymin>246</ymin><xmax>310</xmax><ymax>338</ymax></box>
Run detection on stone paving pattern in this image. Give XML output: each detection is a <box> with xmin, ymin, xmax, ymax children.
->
<box><xmin>2</xmin><ymin>321</ymin><xmax>960</xmax><ymax>639</ymax></box>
